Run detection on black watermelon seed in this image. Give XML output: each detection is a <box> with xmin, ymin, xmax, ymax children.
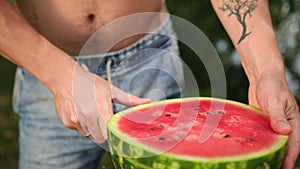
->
<box><xmin>248</xmin><ymin>137</ymin><xmax>255</xmax><ymax>141</ymax></box>
<box><xmin>149</xmin><ymin>128</ymin><xmax>155</xmax><ymax>131</ymax></box>
<box><xmin>165</xmin><ymin>113</ymin><xmax>171</xmax><ymax>117</ymax></box>
<box><xmin>206</xmin><ymin>112</ymin><xmax>212</xmax><ymax>116</ymax></box>
<box><xmin>158</xmin><ymin>137</ymin><xmax>165</xmax><ymax>140</ymax></box>
<box><xmin>218</xmin><ymin>111</ymin><xmax>224</xmax><ymax>114</ymax></box>
<box><xmin>159</xmin><ymin>124</ymin><xmax>164</xmax><ymax>128</ymax></box>
<box><xmin>223</xmin><ymin>134</ymin><xmax>230</xmax><ymax>138</ymax></box>
<box><xmin>234</xmin><ymin>116</ymin><xmax>241</xmax><ymax>121</ymax></box>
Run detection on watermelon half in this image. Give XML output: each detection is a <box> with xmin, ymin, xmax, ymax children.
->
<box><xmin>107</xmin><ymin>97</ymin><xmax>288</xmax><ymax>169</ymax></box>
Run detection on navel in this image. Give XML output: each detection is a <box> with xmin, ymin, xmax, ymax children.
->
<box><xmin>87</xmin><ymin>13</ymin><xmax>95</xmax><ymax>22</ymax></box>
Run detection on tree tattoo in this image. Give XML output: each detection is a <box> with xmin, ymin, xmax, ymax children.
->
<box><xmin>219</xmin><ymin>0</ymin><xmax>258</xmax><ymax>44</ymax></box>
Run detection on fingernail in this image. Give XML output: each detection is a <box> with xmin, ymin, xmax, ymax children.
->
<box><xmin>278</xmin><ymin>121</ymin><xmax>288</xmax><ymax>126</ymax></box>
<box><xmin>277</xmin><ymin>121</ymin><xmax>291</xmax><ymax>129</ymax></box>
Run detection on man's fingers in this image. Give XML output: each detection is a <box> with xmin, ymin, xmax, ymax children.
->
<box><xmin>111</xmin><ymin>86</ymin><xmax>151</xmax><ymax>106</ymax></box>
<box><xmin>127</xmin><ymin>94</ymin><xmax>151</xmax><ymax>106</ymax></box>
<box><xmin>82</xmin><ymin>96</ymin><xmax>114</xmax><ymax>144</ymax></box>
<box><xmin>61</xmin><ymin>114</ymin><xmax>91</xmax><ymax>138</ymax></box>
<box><xmin>77</xmin><ymin>125</ymin><xmax>90</xmax><ymax>138</ymax></box>
<box><xmin>283</xmin><ymin>141</ymin><xmax>298</xmax><ymax>169</ymax></box>
<box><xmin>88</xmin><ymin>110</ymin><xmax>112</xmax><ymax>143</ymax></box>
<box><xmin>283</xmin><ymin>119</ymin><xmax>300</xmax><ymax>169</ymax></box>
<box><xmin>267</xmin><ymin>105</ymin><xmax>292</xmax><ymax>134</ymax></box>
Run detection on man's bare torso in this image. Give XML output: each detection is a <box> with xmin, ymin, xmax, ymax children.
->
<box><xmin>15</xmin><ymin>0</ymin><xmax>166</xmax><ymax>55</ymax></box>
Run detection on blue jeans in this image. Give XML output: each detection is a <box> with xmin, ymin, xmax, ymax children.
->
<box><xmin>12</xmin><ymin>15</ymin><xmax>184</xmax><ymax>169</ymax></box>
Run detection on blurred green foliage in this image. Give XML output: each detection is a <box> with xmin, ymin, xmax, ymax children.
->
<box><xmin>8</xmin><ymin>0</ymin><xmax>14</xmax><ymax>5</ymax></box>
<box><xmin>167</xmin><ymin>0</ymin><xmax>300</xmax><ymax>104</ymax></box>
<box><xmin>0</xmin><ymin>58</ymin><xmax>18</xmax><ymax>169</ymax></box>
<box><xmin>167</xmin><ymin>1</ymin><xmax>248</xmax><ymax>102</ymax></box>
<box><xmin>0</xmin><ymin>0</ymin><xmax>300</xmax><ymax>169</ymax></box>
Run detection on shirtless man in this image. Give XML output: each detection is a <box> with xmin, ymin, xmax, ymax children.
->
<box><xmin>0</xmin><ymin>0</ymin><xmax>299</xmax><ymax>169</ymax></box>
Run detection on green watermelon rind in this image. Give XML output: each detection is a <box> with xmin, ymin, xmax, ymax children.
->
<box><xmin>108</xmin><ymin>127</ymin><xmax>287</xmax><ymax>169</ymax></box>
<box><xmin>111</xmin><ymin>155</ymin><xmax>285</xmax><ymax>169</ymax></box>
<box><xmin>107</xmin><ymin>97</ymin><xmax>288</xmax><ymax>168</ymax></box>
<box><xmin>110</xmin><ymin>149</ymin><xmax>286</xmax><ymax>169</ymax></box>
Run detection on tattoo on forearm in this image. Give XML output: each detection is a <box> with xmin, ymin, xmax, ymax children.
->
<box><xmin>219</xmin><ymin>0</ymin><xmax>258</xmax><ymax>44</ymax></box>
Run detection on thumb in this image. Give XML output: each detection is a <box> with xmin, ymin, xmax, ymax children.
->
<box><xmin>267</xmin><ymin>105</ymin><xmax>292</xmax><ymax>135</ymax></box>
<box><xmin>88</xmin><ymin>111</ymin><xmax>113</xmax><ymax>144</ymax></box>
<box><xmin>111</xmin><ymin>86</ymin><xmax>151</xmax><ymax>106</ymax></box>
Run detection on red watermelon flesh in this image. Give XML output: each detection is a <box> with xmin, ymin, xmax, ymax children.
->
<box><xmin>117</xmin><ymin>99</ymin><xmax>278</xmax><ymax>158</ymax></box>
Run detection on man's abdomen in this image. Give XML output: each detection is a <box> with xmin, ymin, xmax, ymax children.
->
<box><xmin>15</xmin><ymin>0</ymin><xmax>165</xmax><ymax>55</ymax></box>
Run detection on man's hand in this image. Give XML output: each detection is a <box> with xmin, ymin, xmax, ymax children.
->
<box><xmin>248</xmin><ymin>73</ymin><xmax>300</xmax><ymax>169</ymax></box>
<box><xmin>53</xmin><ymin>65</ymin><xmax>150</xmax><ymax>143</ymax></box>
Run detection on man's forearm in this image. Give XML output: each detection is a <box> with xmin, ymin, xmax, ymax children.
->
<box><xmin>0</xmin><ymin>0</ymin><xmax>76</xmax><ymax>93</ymax></box>
<box><xmin>211</xmin><ymin>0</ymin><xmax>286</xmax><ymax>84</ymax></box>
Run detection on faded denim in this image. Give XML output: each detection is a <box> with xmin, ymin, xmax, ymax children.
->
<box><xmin>12</xmin><ymin>15</ymin><xmax>184</xmax><ymax>169</ymax></box>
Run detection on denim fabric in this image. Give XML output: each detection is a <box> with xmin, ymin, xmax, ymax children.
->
<box><xmin>12</xmin><ymin>15</ymin><xmax>184</xmax><ymax>169</ymax></box>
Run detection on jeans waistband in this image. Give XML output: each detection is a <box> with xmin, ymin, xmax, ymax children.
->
<box><xmin>74</xmin><ymin>14</ymin><xmax>175</xmax><ymax>74</ymax></box>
